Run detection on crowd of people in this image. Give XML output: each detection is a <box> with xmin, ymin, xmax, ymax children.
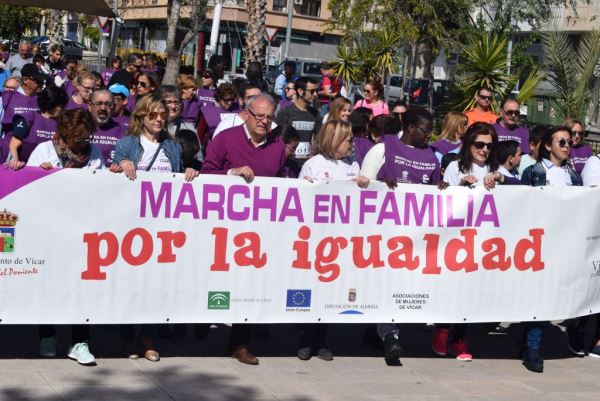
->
<box><xmin>1</xmin><ymin>39</ymin><xmax>600</xmax><ymax>374</ymax></box>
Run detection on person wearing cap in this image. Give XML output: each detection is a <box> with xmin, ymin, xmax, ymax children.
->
<box><xmin>5</xmin><ymin>40</ymin><xmax>33</xmax><ymax>77</ymax></box>
<box><xmin>109</xmin><ymin>83</ymin><xmax>131</xmax><ymax>130</ymax></box>
<box><xmin>0</xmin><ymin>63</ymin><xmax>44</xmax><ymax>157</ymax></box>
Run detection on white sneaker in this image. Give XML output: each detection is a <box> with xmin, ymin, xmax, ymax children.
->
<box><xmin>68</xmin><ymin>342</ymin><xmax>96</xmax><ymax>365</ymax></box>
<box><xmin>39</xmin><ymin>336</ymin><xmax>57</xmax><ymax>357</ymax></box>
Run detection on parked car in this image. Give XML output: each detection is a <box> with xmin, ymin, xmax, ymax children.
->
<box><xmin>30</xmin><ymin>36</ymin><xmax>86</xmax><ymax>60</ymax></box>
<box><xmin>265</xmin><ymin>58</ymin><xmax>323</xmax><ymax>85</ymax></box>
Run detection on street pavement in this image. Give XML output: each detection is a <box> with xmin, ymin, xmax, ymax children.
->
<box><xmin>0</xmin><ymin>321</ymin><xmax>599</xmax><ymax>401</ymax></box>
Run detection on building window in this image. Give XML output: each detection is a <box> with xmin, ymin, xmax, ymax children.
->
<box><xmin>298</xmin><ymin>0</ymin><xmax>321</xmax><ymax>17</ymax></box>
<box><xmin>273</xmin><ymin>0</ymin><xmax>286</xmax><ymax>12</ymax></box>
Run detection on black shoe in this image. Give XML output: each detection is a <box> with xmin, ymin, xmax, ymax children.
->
<box><xmin>297</xmin><ymin>346</ymin><xmax>312</xmax><ymax>360</ymax></box>
<box><xmin>317</xmin><ymin>347</ymin><xmax>333</xmax><ymax>361</ymax></box>
<box><xmin>566</xmin><ymin>326</ymin><xmax>586</xmax><ymax>357</ymax></box>
<box><xmin>383</xmin><ymin>334</ymin><xmax>402</xmax><ymax>361</ymax></box>
<box><xmin>487</xmin><ymin>324</ymin><xmax>509</xmax><ymax>335</ymax></box>
<box><xmin>522</xmin><ymin>347</ymin><xmax>544</xmax><ymax>373</ymax></box>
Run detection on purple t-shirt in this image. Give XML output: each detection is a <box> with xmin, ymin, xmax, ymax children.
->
<box><xmin>182</xmin><ymin>97</ymin><xmax>200</xmax><ymax>124</ymax></box>
<box><xmin>91</xmin><ymin>119</ymin><xmax>125</xmax><ymax>166</ymax></box>
<box><xmin>430</xmin><ymin>139</ymin><xmax>460</xmax><ymax>155</ymax></box>
<box><xmin>278</xmin><ymin>98</ymin><xmax>293</xmax><ymax>113</ymax></box>
<box><xmin>2</xmin><ymin>91</ymin><xmax>39</xmax><ymax>126</ymax></box>
<box><xmin>354</xmin><ymin>137</ymin><xmax>377</xmax><ymax>167</ymax></box>
<box><xmin>201</xmin><ymin>103</ymin><xmax>236</xmax><ymax>134</ymax></box>
<box><xmin>197</xmin><ymin>87</ymin><xmax>215</xmax><ymax>107</ymax></box>
<box><xmin>377</xmin><ymin>135</ymin><xmax>441</xmax><ymax>184</ymax></box>
<box><xmin>492</xmin><ymin>123</ymin><xmax>529</xmax><ymax>154</ymax></box>
<box><xmin>126</xmin><ymin>95</ymin><xmax>137</xmax><ymax>113</ymax></box>
<box><xmin>66</xmin><ymin>97</ymin><xmax>88</xmax><ymax>111</ymax></box>
<box><xmin>113</xmin><ymin>115</ymin><xmax>131</xmax><ymax>133</ymax></box>
<box><xmin>12</xmin><ymin>111</ymin><xmax>57</xmax><ymax>162</ymax></box>
<box><xmin>101</xmin><ymin>68</ymin><xmax>119</xmax><ymax>86</ymax></box>
<box><xmin>570</xmin><ymin>144</ymin><xmax>593</xmax><ymax>175</ymax></box>
<box><xmin>63</xmin><ymin>80</ymin><xmax>76</xmax><ymax>97</ymax></box>
<box><xmin>201</xmin><ymin>124</ymin><xmax>286</xmax><ymax>177</ymax></box>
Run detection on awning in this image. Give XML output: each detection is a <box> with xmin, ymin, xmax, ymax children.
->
<box><xmin>0</xmin><ymin>0</ymin><xmax>115</xmax><ymax>17</ymax></box>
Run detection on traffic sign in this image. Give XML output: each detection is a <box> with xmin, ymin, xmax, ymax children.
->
<box><xmin>264</xmin><ymin>27</ymin><xmax>279</xmax><ymax>42</ymax></box>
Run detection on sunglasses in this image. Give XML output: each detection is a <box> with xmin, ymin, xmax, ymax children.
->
<box><xmin>391</xmin><ymin>111</ymin><xmax>402</xmax><ymax>118</ymax></box>
<box><xmin>306</xmin><ymin>89</ymin><xmax>318</xmax><ymax>95</ymax></box>
<box><xmin>555</xmin><ymin>138</ymin><xmax>574</xmax><ymax>148</ymax></box>
<box><xmin>147</xmin><ymin>111</ymin><xmax>168</xmax><ymax>121</ymax></box>
<box><xmin>136</xmin><ymin>81</ymin><xmax>150</xmax><ymax>88</ymax></box>
<box><xmin>202</xmin><ymin>74</ymin><xmax>213</xmax><ymax>79</ymax></box>
<box><xmin>479</xmin><ymin>95</ymin><xmax>493</xmax><ymax>101</ymax></box>
<box><xmin>221</xmin><ymin>97</ymin><xmax>235</xmax><ymax>103</ymax></box>
<box><xmin>473</xmin><ymin>141</ymin><xmax>494</xmax><ymax>150</ymax></box>
<box><xmin>284</xmin><ymin>87</ymin><xmax>295</xmax><ymax>91</ymax></box>
<box><xmin>503</xmin><ymin>109</ymin><xmax>520</xmax><ymax>117</ymax></box>
<box><xmin>572</xmin><ymin>130</ymin><xmax>587</xmax><ymax>137</ymax></box>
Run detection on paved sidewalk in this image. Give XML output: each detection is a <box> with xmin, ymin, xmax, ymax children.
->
<box><xmin>0</xmin><ymin>322</ymin><xmax>599</xmax><ymax>401</ymax></box>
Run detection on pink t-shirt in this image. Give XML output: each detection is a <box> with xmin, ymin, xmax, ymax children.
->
<box><xmin>354</xmin><ymin>99</ymin><xmax>389</xmax><ymax>117</ymax></box>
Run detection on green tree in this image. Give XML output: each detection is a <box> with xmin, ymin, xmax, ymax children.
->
<box><xmin>542</xmin><ymin>29</ymin><xmax>600</xmax><ymax>121</ymax></box>
<box><xmin>0</xmin><ymin>6</ymin><xmax>39</xmax><ymax>42</ymax></box>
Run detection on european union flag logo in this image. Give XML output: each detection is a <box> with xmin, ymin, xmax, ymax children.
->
<box><xmin>286</xmin><ymin>289</ymin><xmax>311</xmax><ymax>308</ymax></box>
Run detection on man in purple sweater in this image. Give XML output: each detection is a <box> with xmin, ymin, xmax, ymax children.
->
<box><xmin>201</xmin><ymin>94</ymin><xmax>284</xmax><ymax>365</ymax></box>
<box><xmin>492</xmin><ymin>98</ymin><xmax>529</xmax><ymax>154</ymax></box>
<box><xmin>202</xmin><ymin>94</ymin><xmax>285</xmax><ymax>181</ymax></box>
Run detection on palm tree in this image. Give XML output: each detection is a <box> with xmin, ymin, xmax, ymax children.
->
<box><xmin>45</xmin><ymin>9</ymin><xmax>64</xmax><ymax>44</ymax></box>
<box><xmin>244</xmin><ymin>0</ymin><xmax>267</xmax><ymax>63</ymax></box>
<box><xmin>542</xmin><ymin>29</ymin><xmax>600</xmax><ymax>121</ymax></box>
<box><xmin>331</xmin><ymin>45</ymin><xmax>360</xmax><ymax>95</ymax></box>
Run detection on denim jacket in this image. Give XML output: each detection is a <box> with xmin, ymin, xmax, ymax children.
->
<box><xmin>521</xmin><ymin>160</ymin><xmax>580</xmax><ymax>187</ymax></box>
<box><xmin>113</xmin><ymin>134</ymin><xmax>184</xmax><ymax>173</ymax></box>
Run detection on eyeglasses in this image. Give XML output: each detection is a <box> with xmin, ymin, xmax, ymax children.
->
<box><xmin>136</xmin><ymin>81</ymin><xmax>149</xmax><ymax>88</ymax></box>
<box><xmin>3</xmin><ymin>85</ymin><xmax>17</xmax><ymax>91</ymax></box>
<box><xmin>92</xmin><ymin>101</ymin><xmax>114</xmax><ymax>107</ymax></box>
<box><xmin>479</xmin><ymin>95</ymin><xmax>493</xmax><ymax>101</ymax></box>
<box><xmin>503</xmin><ymin>109</ymin><xmax>520</xmax><ymax>117</ymax></box>
<box><xmin>555</xmin><ymin>138</ymin><xmax>574</xmax><ymax>148</ymax></box>
<box><xmin>306</xmin><ymin>89</ymin><xmax>318</xmax><ymax>95</ymax></box>
<box><xmin>246</xmin><ymin>108</ymin><xmax>274</xmax><ymax>122</ymax></box>
<box><xmin>473</xmin><ymin>141</ymin><xmax>494</xmax><ymax>150</ymax></box>
<box><xmin>221</xmin><ymin>97</ymin><xmax>235</xmax><ymax>103</ymax></box>
<box><xmin>147</xmin><ymin>111</ymin><xmax>168</xmax><ymax>121</ymax></box>
<box><xmin>79</xmin><ymin>84</ymin><xmax>95</xmax><ymax>92</ymax></box>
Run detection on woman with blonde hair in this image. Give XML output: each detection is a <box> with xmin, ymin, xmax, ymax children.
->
<box><xmin>66</xmin><ymin>71</ymin><xmax>96</xmax><ymax>110</ymax></box>
<box><xmin>64</xmin><ymin>63</ymin><xmax>87</xmax><ymax>97</ymax></box>
<box><xmin>324</xmin><ymin>97</ymin><xmax>352</xmax><ymax>123</ymax></box>
<box><xmin>430</xmin><ymin>111</ymin><xmax>467</xmax><ymax>156</ymax></box>
<box><xmin>563</xmin><ymin>118</ymin><xmax>592</xmax><ymax>177</ymax></box>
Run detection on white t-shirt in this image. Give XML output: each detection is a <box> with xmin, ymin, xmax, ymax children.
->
<box><xmin>541</xmin><ymin>159</ymin><xmax>573</xmax><ymax>187</ymax></box>
<box><xmin>498</xmin><ymin>165</ymin><xmax>519</xmax><ymax>180</ymax></box>
<box><xmin>443</xmin><ymin>160</ymin><xmax>490</xmax><ymax>187</ymax></box>
<box><xmin>582</xmin><ymin>155</ymin><xmax>600</xmax><ymax>186</ymax></box>
<box><xmin>299</xmin><ymin>154</ymin><xmax>360</xmax><ymax>181</ymax></box>
<box><xmin>26</xmin><ymin>141</ymin><xmax>106</xmax><ymax>170</ymax></box>
<box><xmin>136</xmin><ymin>135</ymin><xmax>172</xmax><ymax>173</ymax></box>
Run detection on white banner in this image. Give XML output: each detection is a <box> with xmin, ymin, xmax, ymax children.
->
<box><xmin>1</xmin><ymin>168</ymin><xmax>600</xmax><ymax>324</ymax></box>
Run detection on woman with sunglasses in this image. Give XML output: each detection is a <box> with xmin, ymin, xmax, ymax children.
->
<box><xmin>197</xmin><ymin>69</ymin><xmax>216</xmax><ymax>107</ymax></box>
<box><xmin>563</xmin><ymin>118</ymin><xmax>592</xmax><ymax>179</ymax></box>
<box><xmin>110</xmin><ymin>94</ymin><xmax>197</xmax><ymax>361</ymax></box>
<box><xmin>443</xmin><ymin>122</ymin><xmax>504</xmax><ymax>189</ymax></box>
<box><xmin>518</xmin><ymin>126</ymin><xmax>580</xmax><ymax>373</ymax></box>
<box><xmin>430</xmin><ymin>111</ymin><xmax>467</xmax><ymax>157</ymax></box>
<box><xmin>126</xmin><ymin>72</ymin><xmax>159</xmax><ymax>114</ymax></box>
<box><xmin>354</xmin><ymin>80</ymin><xmax>389</xmax><ymax>117</ymax></box>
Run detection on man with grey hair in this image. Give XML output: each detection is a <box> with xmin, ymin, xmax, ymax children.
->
<box><xmin>6</xmin><ymin>40</ymin><xmax>33</xmax><ymax>77</ymax></box>
<box><xmin>89</xmin><ymin>89</ymin><xmax>125</xmax><ymax>166</ymax></box>
<box><xmin>201</xmin><ymin>93</ymin><xmax>286</xmax><ymax>366</ymax></box>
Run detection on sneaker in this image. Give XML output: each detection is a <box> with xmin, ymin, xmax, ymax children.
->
<box><xmin>39</xmin><ymin>336</ymin><xmax>57</xmax><ymax>357</ymax></box>
<box><xmin>566</xmin><ymin>326</ymin><xmax>586</xmax><ymax>357</ymax></box>
<box><xmin>297</xmin><ymin>346</ymin><xmax>312</xmax><ymax>360</ymax></box>
<box><xmin>522</xmin><ymin>347</ymin><xmax>543</xmax><ymax>373</ymax></box>
<box><xmin>67</xmin><ymin>342</ymin><xmax>96</xmax><ymax>365</ymax></box>
<box><xmin>431</xmin><ymin>327</ymin><xmax>449</xmax><ymax>356</ymax></box>
<box><xmin>589</xmin><ymin>344</ymin><xmax>600</xmax><ymax>358</ymax></box>
<box><xmin>449</xmin><ymin>340</ymin><xmax>472</xmax><ymax>361</ymax></box>
<box><xmin>383</xmin><ymin>334</ymin><xmax>402</xmax><ymax>362</ymax></box>
<box><xmin>317</xmin><ymin>347</ymin><xmax>333</xmax><ymax>361</ymax></box>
